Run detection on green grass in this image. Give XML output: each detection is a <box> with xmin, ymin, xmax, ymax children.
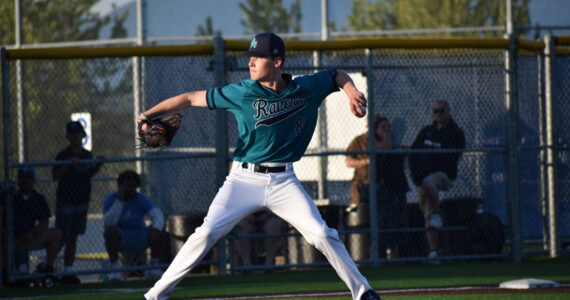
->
<box><xmin>2</xmin><ymin>256</ymin><xmax>569</xmax><ymax>299</ymax></box>
<box><xmin>281</xmin><ymin>296</ymin><xmax>567</xmax><ymax>300</ymax></box>
<box><xmin>281</xmin><ymin>296</ymin><xmax>570</xmax><ymax>300</ymax></box>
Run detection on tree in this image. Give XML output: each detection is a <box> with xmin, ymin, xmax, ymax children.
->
<box><xmin>347</xmin><ymin>0</ymin><xmax>530</xmax><ymax>37</ymax></box>
<box><xmin>110</xmin><ymin>3</ymin><xmax>130</xmax><ymax>39</ymax></box>
<box><xmin>238</xmin><ymin>0</ymin><xmax>302</xmax><ymax>34</ymax></box>
<box><xmin>348</xmin><ymin>0</ymin><xmax>396</xmax><ymax>32</ymax></box>
<box><xmin>0</xmin><ymin>0</ymin><xmax>134</xmax><ymax>181</ymax></box>
<box><xmin>0</xmin><ymin>0</ymin><xmax>110</xmax><ymax>45</ymax></box>
<box><xmin>196</xmin><ymin>16</ymin><xmax>221</xmax><ymax>37</ymax></box>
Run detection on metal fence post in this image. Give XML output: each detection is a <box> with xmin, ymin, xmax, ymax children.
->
<box><xmin>2</xmin><ymin>48</ymin><xmax>10</xmax><ymax>182</ymax></box>
<box><xmin>134</xmin><ymin>0</ymin><xmax>145</xmax><ymax>180</ymax></box>
<box><xmin>14</xmin><ymin>0</ymin><xmax>26</xmax><ymax>163</ymax></box>
<box><xmin>505</xmin><ymin>34</ymin><xmax>522</xmax><ymax>262</ymax></box>
<box><xmin>365</xmin><ymin>48</ymin><xmax>379</xmax><ymax>265</ymax></box>
<box><xmin>316</xmin><ymin>0</ymin><xmax>329</xmax><ymax>201</ymax></box>
<box><xmin>537</xmin><ymin>38</ymin><xmax>549</xmax><ymax>252</ymax></box>
<box><xmin>1</xmin><ymin>47</ymin><xmax>16</xmax><ymax>287</ymax></box>
<box><xmin>1</xmin><ymin>46</ymin><xmax>10</xmax><ymax>288</ymax></box>
<box><xmin>313</xmin><ymin>52</ymin><xmax>328</xmax><ymax>201</ymax></box>
<box><xmin>213</xmin><ymin>33</ymin><xmax>229</xmax><ymax>275</ymax></box>
<box><xmin>544</xmin><ymin>34</ymin><xmax>559</xmax><ymax>257</ymax></box>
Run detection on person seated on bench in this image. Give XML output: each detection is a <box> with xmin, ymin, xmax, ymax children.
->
<box><xmin>103</xmin><ymin>170</ymin><xmax>167</xmax><ymax>280</ymax></box>
<box><xmin>234</xmin><ymin>210</ymin><xmax>285</xmax><ymax>269</ymax></box>
<box><xmin>345</xmin><ymin>116</ymin><xmax>409</xmax><ymax>259</ymax></box>
<box><xmin>1</xmin><ymin>167</ymin><xmax>62</xmax><ymax>276</ymax></box>
<box><xmin>409</xmin><ymin>100</ymin><xmax>465</xmax><ymax>263</ymax></box>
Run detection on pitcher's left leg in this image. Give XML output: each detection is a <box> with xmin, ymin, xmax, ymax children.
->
<box><xmin>267</xmin><ymin>176</ymin><xmax>371</xmax><ymax>299</ymax></box>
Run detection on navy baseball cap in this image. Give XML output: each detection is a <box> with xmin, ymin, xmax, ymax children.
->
<box><xmin>17</xmin><ymin>166</ymin><xmax>35</xmax><ymax>178</ymax></box>
<box><xmin>242</xmin><ymin>32</ymin><xmax>285</xmax><ymax>58</ymax></box>
<box><xmin>66</xmin><ymin>121</ymin><xmax>86</xmax><ymax>136</ymax></box>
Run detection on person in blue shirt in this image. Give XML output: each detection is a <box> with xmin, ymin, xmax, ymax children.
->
<box><xmin>103</xmin><ymin>170</ymin><xmax>166</xmax><ymax>280</ymax></box>
<box><xmin>141</xmin><ymin>32</ymin><xmax>381</xmax><ymax>300</ymax></box>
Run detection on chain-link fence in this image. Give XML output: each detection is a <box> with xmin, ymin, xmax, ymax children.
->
<box><xmin>1</xmin><ymin>36</ymin><xmax>568</xmax><ymax>285</ymax></box>
<box><xmin>555</xmin><ymin>38</ymin><xmax>570</xmax><ymax>248</ymax></box>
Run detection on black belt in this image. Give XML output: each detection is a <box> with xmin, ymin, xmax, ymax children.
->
<box><xmin>241</xmin><ymin>162</ymin><xmax>286</xmax><ymax>173</ymax></box>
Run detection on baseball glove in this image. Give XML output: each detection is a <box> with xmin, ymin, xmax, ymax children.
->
<box><xmin>138</xmin><ymin>113</ymin><xmax>183</xmax><ymax>148</ymax></box>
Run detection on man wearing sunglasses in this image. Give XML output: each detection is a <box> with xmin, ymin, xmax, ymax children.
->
<box><xmin>409</xmin><ymin>100</ymin><xmax>465</xmax><ymax>263</ymax></box>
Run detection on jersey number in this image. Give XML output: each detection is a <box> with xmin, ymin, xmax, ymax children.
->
<box><xmin>295</xmin><ymin>117</ymin><xmax>303</xmax><ymax>136</ymax></box>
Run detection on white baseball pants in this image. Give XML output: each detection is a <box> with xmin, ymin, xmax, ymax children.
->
<box><xmin>144</xmin><ymin>161</ymin><xmax>371</xmax><ymax>300</ymax></box>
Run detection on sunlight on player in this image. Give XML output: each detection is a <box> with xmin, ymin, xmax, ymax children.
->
<box><xmin>140</xmin><ymin>32</ymin><xmax>380</xmax><ymax>300</ymax></box>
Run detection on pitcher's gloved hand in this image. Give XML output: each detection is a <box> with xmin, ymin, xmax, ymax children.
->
<box><xmin>137</xmin><ymin>113</ymin><xmax>183</xmax><ymax>148</ymax></box>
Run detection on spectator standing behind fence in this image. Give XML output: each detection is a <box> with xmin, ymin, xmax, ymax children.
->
<box><xmin>345</xmin><ymin>115</ymin><xmax>409</xmax><ymax>258</ymax></box>
<box><xmin>52</xmin><ymin>121</ymin><xmax>104</xmax><ymax>283</ymax></box>
<box><xmin>140</xmin><ymin>32</ymin><xmax>381</xmax><ymax>300</ymax></box>
<box><xmin>103</xmin><ymin>170</ymin><xmax>167</xmax><ymax>281</ymax></box>
<box><xmin>235</xmin><ymin>210</ymin><xmax>284</xmax><ymax>269</ymax></box>
<box><xmin>0</xmin><ymin>167</ymin><xmax>63</xmax><ymax>277</ymax></box>
<box><xmin>409</xmin><ymin>100</ymin><xmax>465</xmax><ymax>263</ymax></box>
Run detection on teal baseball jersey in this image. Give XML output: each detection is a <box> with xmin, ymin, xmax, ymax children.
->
<box><xmin>206</xmin><ymin>69</ymin><xmax>339</xmax><ymax>163</ymax></box>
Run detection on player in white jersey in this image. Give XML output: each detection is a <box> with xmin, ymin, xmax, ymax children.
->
<box><xmin>141</xmin><ymin>32</ymin><xmax>381</xmax><ymax>300</ymax></box>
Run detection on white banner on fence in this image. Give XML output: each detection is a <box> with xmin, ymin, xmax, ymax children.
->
<box><xmin>296</xmin><ymin>72</ymin><xmax>368</xmax><ymax>181</ymax></box>
<box><xmin>71</xmin><ymin>112</ymin><xmax>92</xmax><ymax>151</ymax></box>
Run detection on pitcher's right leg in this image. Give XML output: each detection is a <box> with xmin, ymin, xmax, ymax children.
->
<box><xmin>145</xmin><ymin>171</ymin><xmax>265</xmax><ymax>300</ymax></box>
<box><xmin>144</xmin><ymin>224</ymin><xmax>223</xmax><ymax>300</ymax></box>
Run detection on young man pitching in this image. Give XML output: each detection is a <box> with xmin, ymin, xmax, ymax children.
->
<box><xmin>141</xmin><ymin>32</ymin><xmax>381</xmax><ymax>300</ymax></box>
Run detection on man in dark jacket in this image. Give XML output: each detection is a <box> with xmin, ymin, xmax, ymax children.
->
<box><xmin>409</xmin><ymin>100</ymin><xmax>465</xmax><ymax>263</ymax></box>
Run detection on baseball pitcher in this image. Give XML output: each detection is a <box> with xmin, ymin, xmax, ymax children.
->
<box><xmin>140</xmin><ymin>32</ymin><xmax>381</xmax><ymax>300</ymax></box>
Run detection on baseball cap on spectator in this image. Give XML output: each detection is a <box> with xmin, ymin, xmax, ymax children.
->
<box><xmin>242</xmin><ymin>32</ymin><xmax>285</xmax><ymax>58</ymax></box>
<box><xmin>17</xmin><ymin>166</ymin><xmax>35</xmax><ymax>178</ymax></box>
<box><xmin>66</xmin><ymin>121</ymin><xmax>86</xmax><ymax>136</ymax></box>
